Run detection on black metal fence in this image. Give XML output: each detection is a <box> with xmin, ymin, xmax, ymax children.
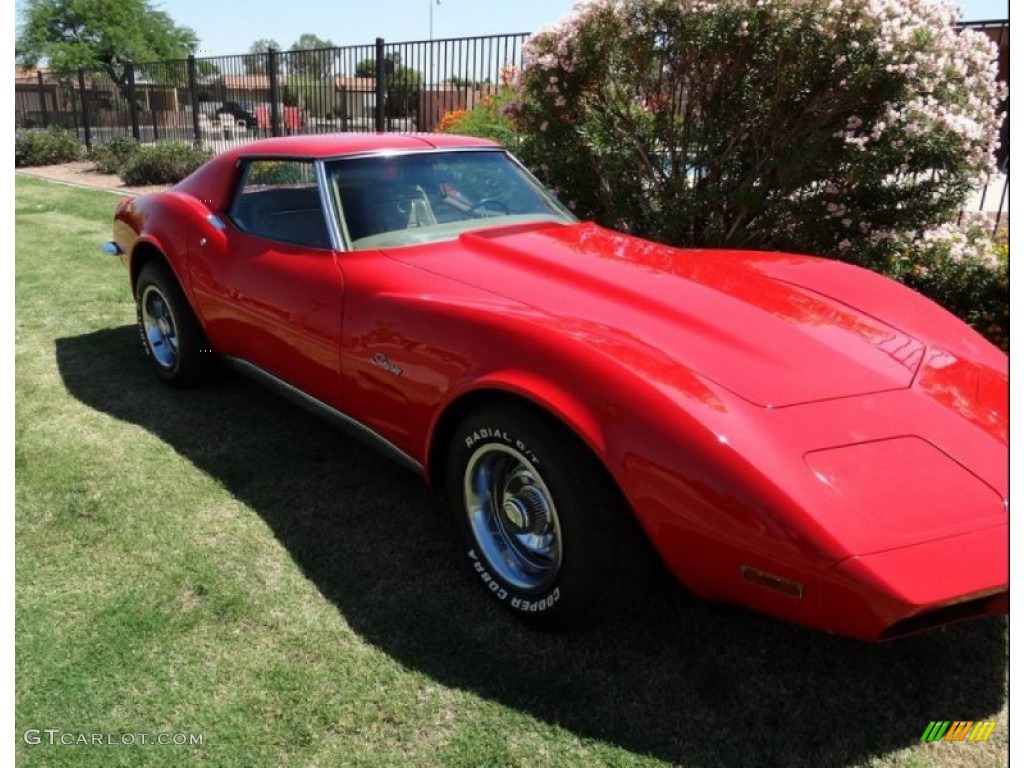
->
<box><xmin>15</xmin><ymin>34</ymin><xmax>529</xmax><ymax>148</ymax></box>
<box><xmin>14</xmin><ymin>24</ymin><xmax>1007</xmax><ymax>228</ymax></box>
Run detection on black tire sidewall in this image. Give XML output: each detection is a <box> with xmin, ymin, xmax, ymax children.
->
<box><xmin>135</xmin><ymin>262</ymin><xmax>209</xmax><ymax>387</ymax></box>
<box><xmin>446</xmin><ymin>406</ymin><xmax>613</xmax><ymax>626</ymax></box>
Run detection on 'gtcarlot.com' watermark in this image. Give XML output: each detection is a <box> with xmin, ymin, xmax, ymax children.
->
<box><xmin>23</xmin><ymin>729</ymin><xmax>204</xmax><ymax>747</ymax></box>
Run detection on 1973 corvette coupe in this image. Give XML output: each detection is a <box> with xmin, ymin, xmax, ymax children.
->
<box><xmin>104</xmin><ymin>134</ymin><xmax>1008</xmax><ymax>640</ymax></box>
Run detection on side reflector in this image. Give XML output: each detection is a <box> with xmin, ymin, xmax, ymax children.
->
<box><xmin>740</xmin><ymin>566</ymin><xmax>804</xmax><ymax>598</ymax></box>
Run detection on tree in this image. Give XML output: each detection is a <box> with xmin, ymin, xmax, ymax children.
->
<box><xmin>245</xmin><ymin>38</ymin><xmax>280</xmax><ymax>75</ymax></box>
<box><xmin>16</xmin><ymin>0</ymin><xmax>197</xmax><ymax>98</ymax></box>
<box><xmin>355</xmin><ymin>55</ymin><xmax>389</xmax><ymax>78</ymax></box>
<box><xmin>197</xmin><ymin>60</ymin><xmax>221</xmax><ymax>77</ymax></box>
<box><xmin>289</xmin><ymin>33</ymin><xmax>336</xmax><ymax>79</ymax></box>
<box><xmin>355</xmin><ymin>55</ymin><xmax>422</xmax><ymax>118</ymax></box>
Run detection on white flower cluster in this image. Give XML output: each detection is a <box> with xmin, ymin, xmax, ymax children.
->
<box><xmin>916</xmin><ymin>221</ymin><xmax>1001</xmax><ymax>265</ymax></box>
<box><xmin>870</xmin><ymin>218</ymin><xmax>1001</xmax><ymax>267</ymax></box>
<box><xmin>861</xmin><ymin>0</ymin><xmax>1002</xmax><ymax>179</ymax></box>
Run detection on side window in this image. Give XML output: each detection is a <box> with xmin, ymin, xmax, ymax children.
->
<box><xmin>228</xmin><ymin>159</ymin><xmax>332</xmax><ymax>249</ymax></box>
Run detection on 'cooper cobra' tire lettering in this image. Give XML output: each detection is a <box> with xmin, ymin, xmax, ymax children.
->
<box><xmin>469</xmin><ymin>552</ymin><xmax>509</xmax><ymax>601</ymax></box>
<box><xmin>509</xmin><ymin>589</ymin><xmax>560</xmax><ymax>613</ymax></box>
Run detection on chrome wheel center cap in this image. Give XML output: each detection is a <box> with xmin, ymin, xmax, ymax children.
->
<box><xmin>502</xmin><ymin>487</ymin><xmax>549</xmax><ymax>534</ymax></box>
<box><xmin>464</xmin><ymin>443</ymin><xmax>563</xmax><ymax>592</ymax></box>
<box><xmin>503</xmin><ymin>499</ymin><xmax>527</xmax><ymax>530</ymax></box>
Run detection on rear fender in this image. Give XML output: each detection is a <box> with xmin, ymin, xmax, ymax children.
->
<box><xmin>126</xmin><ymin>192</ymin><xmax>216</xmax><ymax>299</ymax></box>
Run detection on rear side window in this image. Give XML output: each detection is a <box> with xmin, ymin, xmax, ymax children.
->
<box><xmin>228</xmin><ymin>159</ymin><xmax>332</xmax><ymax>249</ymax></box>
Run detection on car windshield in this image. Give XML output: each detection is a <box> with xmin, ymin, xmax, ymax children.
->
<box><xmin>325</xmin><ymin>150</ymin><xmax>575</xmax><ymax>250</ymax></box>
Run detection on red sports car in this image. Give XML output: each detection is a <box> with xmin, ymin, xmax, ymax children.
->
<box><xmin>103</xmin><ymin>134</ymin><xmax>1008</xmax><ymax>640</ymax></box>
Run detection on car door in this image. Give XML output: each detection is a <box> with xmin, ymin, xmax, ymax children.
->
<box><xmin>190</xmin><ymin>157</ymin><xmax>345</xmax><ymax>406</ymax></box>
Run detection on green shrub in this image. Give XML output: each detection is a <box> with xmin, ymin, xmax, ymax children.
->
<box><xmin>440</xmin><ymin>91</ymin><xmax>520</xmax><ymax>146</ymax></box>
<box><xmin>119</xmin><ymin>142</ymin><xmax>211</xmax><ymax>186</ymax></box>
<box><xmin>15</xmin><ymin>126</ymin><xmax>81</xmax><ymax>167</ymax></box>
<box><xmin>247</xmin><ymin>160</ymin><xmax>305</xmax><ymax>185</ymax></box>
<box><xmin>88</xmin><ymin>136</ymin><xmax>140</xmax><ymax>175</ymax></box>
<box><xmin>884</xmin><ymin>222</ymin><xmax>1008</xmax><ymax>351</ymax></box>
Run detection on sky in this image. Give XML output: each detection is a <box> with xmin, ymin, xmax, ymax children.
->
<box><xmin>11</xmin><ymin>0</ymin><xmax>1011</xmax><ymax>58</ymax></box>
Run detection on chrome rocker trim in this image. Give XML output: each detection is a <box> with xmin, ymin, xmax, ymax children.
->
<box><xmin>224</xmin><ymin>357</ymin><xmax>423</xmax><ymax>475</ymax></box>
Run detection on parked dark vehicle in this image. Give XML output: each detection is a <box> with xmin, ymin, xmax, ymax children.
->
<box><xmin>216</xmin><ymin>101</ymin><xmax>257</xmax><ymax>129</ymax></box>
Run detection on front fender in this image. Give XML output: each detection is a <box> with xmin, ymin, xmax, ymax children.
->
<box><xmin>340</xmin><ymin>255</ymin><xmax>837</xmax><ymax>604</ymax></box>
<box><xmin>432</xmin><ymin>368</ymin><xmax>609</xmax><ymax>474</ymax></box>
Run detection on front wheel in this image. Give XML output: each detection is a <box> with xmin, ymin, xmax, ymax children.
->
<box><xmin>446</xmin><ymin>403</ymin><xmax>647</xmax><ymax>629</ymax></box>
<box><xmin>135</xmin><ymin>261</ymin><xmax>215</xmax><ymax>388</ymax></box>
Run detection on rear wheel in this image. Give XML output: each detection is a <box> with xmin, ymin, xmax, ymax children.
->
<box><xmin>446</xmin><ymin>403</ymin><xmax>647</xmax><ymax>628</ymax></box>
<box><xmin>135</xmin><ymin>261</ymin><xmax>215</xmax><ymax>387</ymax></box>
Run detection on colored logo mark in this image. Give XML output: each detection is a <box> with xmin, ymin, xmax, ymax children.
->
<box><xmin>920</xmin><ymin>721</ymin><xmax>997</xmax><ymax>742</ymax></box>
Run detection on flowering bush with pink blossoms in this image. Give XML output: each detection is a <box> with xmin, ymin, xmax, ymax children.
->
<box><xmin>504</xmin><ymin>0</ymin><xmax>1007</xmax><ymax>344</ymax></box>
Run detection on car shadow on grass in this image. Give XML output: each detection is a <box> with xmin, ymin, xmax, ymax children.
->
<box><xmin>56</xmin><ymin>326</ymin><xmax>1008</xmax><ymax>768</ymax></box>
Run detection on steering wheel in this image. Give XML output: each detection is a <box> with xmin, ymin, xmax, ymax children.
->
<box><xmin>469</xmin><ymin>198</ymin><xmax>510</xmax><ymax>217</ymax></box>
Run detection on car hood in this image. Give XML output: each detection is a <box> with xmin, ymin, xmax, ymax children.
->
<box><xmin>394</xmin><ymin>222</ymin><xmax>925</xmax><ymax>407</ymax></box>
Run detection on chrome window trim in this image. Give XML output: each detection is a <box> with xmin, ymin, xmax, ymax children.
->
<box><xmin>502</xmin><ymin>150</ymin><xmax>578</xmax><ymax>222</ymax></box>
<box><xmin>314</xmin><ymin>159</ymin><xmax>346</xmax><ymax>251</ymax></box>
<box><xmin>316</xmin><ymin>145</ymin><xmax>506</xmax><ymax>164</ymax></box>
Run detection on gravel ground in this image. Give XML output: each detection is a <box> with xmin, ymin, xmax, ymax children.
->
<box><xmin>14</xmin><ymin>160</ymin><xmax>169</xmax><ymax>196</ymax></box>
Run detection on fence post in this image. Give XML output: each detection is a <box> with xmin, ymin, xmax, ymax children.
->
<box><xmin>126</xmin><ymin>62</ymin><xmax>140</xmax><ymax>142</ymax></box>
<box><xmin>187</xmin><ymin>55</ymin><xmax>202</xmax><ymax>148</ymax></box>
<box><xmin>375</xmin><ymin>37</ymin><xmax>386</xmax><ymax>132</ymax></box>
<box><xmin>36</xmin><ymin>71</ymin><xmax>50</xmax><ymax>128</ymax></box>
<box><xmin>268</xmin><ymin>47</ymin><xmax>282</xmax><ymax>137</ymax></box>
<box><xmin>64</xmin><ymin>76</ymin><xmax>80</xmax><ymax>135</ymax></box>
<box><xmin>77</xmin><ymin>68</ymin><xmax>92</xmax><ymax>150</ymax></box>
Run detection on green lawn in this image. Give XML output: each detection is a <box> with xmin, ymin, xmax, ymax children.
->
<box><xmin>15</xmin><ymin>174</ymin><xmax>1008</xmax><ymax>767</ymax></box>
